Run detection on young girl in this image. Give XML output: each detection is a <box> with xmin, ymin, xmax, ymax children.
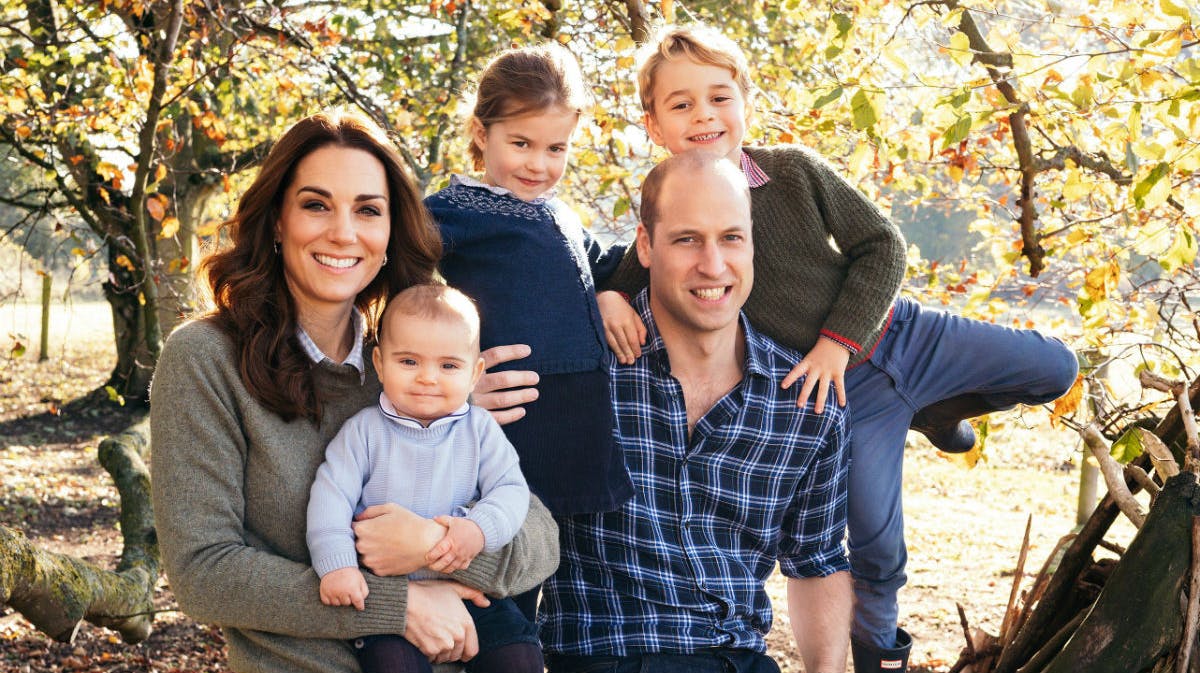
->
<box><xmin>423</xmin><ymin>43</ymin><xmax>634</xmax><ymax>616</ymax></box>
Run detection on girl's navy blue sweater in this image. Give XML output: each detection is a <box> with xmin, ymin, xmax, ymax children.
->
<box><xmin>426</xmin><ymin>182</ymin><xmax>634</xmax><ymax>514</ymax></box>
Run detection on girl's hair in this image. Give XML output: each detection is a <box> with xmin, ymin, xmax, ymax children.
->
<box><xmin>467</xmin><ymin>42</ymin><xmax>592</xmax><ymax>169</ymax></box>
<box><xmin>202</xmin><ymin>109</ymin><xmax>443</xmax><ymax>423</ymax></box>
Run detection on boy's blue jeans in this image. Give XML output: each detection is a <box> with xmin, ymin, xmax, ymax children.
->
<box><xmin>844</xmin><ymin>298</ymin><xmax>1077</xmax><ymax>648</ymax></box>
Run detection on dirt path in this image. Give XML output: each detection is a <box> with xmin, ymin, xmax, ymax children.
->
<box><xmin>0</xmin><ymin>337</ymin><xmax>1134</xmax><ymax>672</ymax></box>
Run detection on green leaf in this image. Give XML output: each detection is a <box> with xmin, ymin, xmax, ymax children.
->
<box><xmin>9</xmin><ymin>340</ymin><xmax>25</xmax><ymax>359</ymax></box>
<box><xmin>105</xmin><ymin>385</ymin><xmax>126</xmax><ymax>407</ymax></box>
<box><xmin>1132</xmin><ymin>162</ymin><xmax>1170</xmax><ymax>209</ymax></box>
<box><xmin>1161</xmin><ymin>229</ymin><xmax>1198</xmax><ymax>272</ymax></box>
<box><xmin>613</xmin><ymin>196</ymin><xmax>630</xmax><ymax>218</ymax></box>
<box><xmin>943</xmin><ymin>114</ymin><xmax>972</xmax><ymax>147</ymax></box>
<box><xmin>812</xmin><ymin>86</ymin><xmax>844</xmax><ymax>110</ymax></box>
<box><xmin>832</xmin><ymin>13</ymin><xmax>852</xmax><ymax>37</ymax></box>
<box><xmin>1110</xmin><ymin>427</ymin><xmax>1144</xmax><ymax>464</ymax></box>
<box><xmin>851</xmin><ymin>89</ymin><xmax>878</xmax><ymax>131</ymax></box>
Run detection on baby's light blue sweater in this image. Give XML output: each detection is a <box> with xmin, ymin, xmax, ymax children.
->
<box><xmin>306</xmin><ymin>400</ymin><xmax>529</xmax><ymax>579</ymax></box>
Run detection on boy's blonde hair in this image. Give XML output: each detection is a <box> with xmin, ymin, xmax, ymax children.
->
<box><xmin>636</xmin><ymin>24</ymin><xmax>753</xmax><ymax>114</ymax></box>
<box><xmin>466</xmin><ymin>43</ymin><xmax>592</xmax><ymax>170</ymax></box>
<box><xmin>379</xmin><ymin>284</ymin><xmax>481</xmax><ymax>354</ymax></box>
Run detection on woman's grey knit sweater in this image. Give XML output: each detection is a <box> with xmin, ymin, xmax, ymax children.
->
<box><xmin>151</xmin><ymin>317</ymin><xmax>559</xmax><ymax>673</ymax></box>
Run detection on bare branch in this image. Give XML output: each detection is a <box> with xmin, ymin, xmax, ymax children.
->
<box><xmin>1081</xmin><ymin>422</ymin><xmax>1145</xmax><ymax>527</ymax></box>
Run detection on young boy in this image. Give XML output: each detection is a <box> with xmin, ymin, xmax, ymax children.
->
<box><xmin>306</xmin><ymin>284</ymin><xmax>542</xmax><ymax>673</ymax></box>
<box><xmin>598</xmin><ymin>24</ymin><xmax>1078</xmax><ymax>673</ymax></box>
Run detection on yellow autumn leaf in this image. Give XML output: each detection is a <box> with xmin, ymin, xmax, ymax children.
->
<box><xmin>1062</xmin><ymin>168</ymin><xmax>1090</xmax><ymax>201</ymax></box>
<box><xmin>196</xmin><ymin>219</ymin><xmax>223</xmax><ymax>236</ymax></box>
<box><xmin>159</xmin><ymin>216</ymin><xmax>180</xmax><ymax>239</ymax></box>
<box><xmin>95</xmin><ymin>161</ymin><xmax>120</xmax><ymax>182</ymax></box>
<box><xmin>1050</xmin><ymin>374</ymin><xmax>1084</xmax><ymax>428</ymax></box>
<box><xmin>155</xmin><ymin>163</ymin><xmax>167</xmax><ymax>183</ymax></box>
<box><xmin>115</xmin><ymin>254</ymin><xmax>136</xmax><ymax>271</ymax></box>
<box><xmin>949</xmin><ymin>31</ymin><xmax>972</xmax><ymax>67</ymax></box>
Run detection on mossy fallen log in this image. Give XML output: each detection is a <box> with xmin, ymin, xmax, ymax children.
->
<box><xmin>0</xmin><ymin>420</ymin><xmax>157</xmax><ymax>643</ymax></box>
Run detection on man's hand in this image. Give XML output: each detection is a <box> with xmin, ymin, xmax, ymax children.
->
<box><xmin>597</xmin><ymin>291</ymin><xmax>647</xmax><ymax>365</ymax></box>
<box><xmin>426</xmin><ymin>516</ymin><xmax>486</xmax><ymax>573</ymax></box>
<box><xmin>474</xmin><ymin>345</ymin><xmax>539</xmax><ymax>425</ymax></box>
<box><xmin>319</xmin><ymin>567</ymin><xmax>369</xmax><ymax>611</ymax></box>
<box><xmin>781</xmin><ymin>336</ymin><xmax>850</xmax><ymax>414</ymax></box>
<box><xmin>353</xmin><ymin>503</ymin><xmax>447</xmax><ymax>576</ymax></box>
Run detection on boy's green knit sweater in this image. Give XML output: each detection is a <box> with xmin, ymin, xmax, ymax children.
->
<box><xmin>607</xmin><ymin>145</ymin><xmax>907</xmax><ymax>367</ymax></box>
<box><xmin>151</xmin><ymin>318</ymin><xmax>559</xmax><ymax>673</ymax></box>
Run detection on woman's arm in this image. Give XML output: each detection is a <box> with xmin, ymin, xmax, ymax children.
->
<box><xmin>150</xmin><ymin>320</ymin><xmax>409</xmax><ymax>640</ymax></box>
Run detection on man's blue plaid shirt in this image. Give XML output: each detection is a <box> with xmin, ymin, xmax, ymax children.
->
<box><xmin>541</xmin><ymin>291</ymin><xmax>851</xmax><ymax>656</ymax></box>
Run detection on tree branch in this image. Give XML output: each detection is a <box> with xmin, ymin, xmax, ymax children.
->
<box><xmin>1081</xmin><ymin>422</ymin><xmax>1145</xmax><ymax>528</ymax></box>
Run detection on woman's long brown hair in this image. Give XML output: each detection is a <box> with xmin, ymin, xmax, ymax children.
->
<box><xmin>202</xmin><ymin>109</ymin><xmax>442</xmax><ymax>422</ymax></box>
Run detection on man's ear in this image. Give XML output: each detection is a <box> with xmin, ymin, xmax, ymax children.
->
<box><xmin>635</xmin><ymin>224</ymin><xmax>652</xmax><ymax>269</ymax></box>
<box><xmin>643</xmin><ymin>111</ymin><xmax>666</xmax><ymax>148</ymax></box>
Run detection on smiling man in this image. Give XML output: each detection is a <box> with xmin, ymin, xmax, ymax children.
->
<box><xmin>540</xmin><ymin>151</ymin><xmax>854</xmax><ymax>673</ymax></box>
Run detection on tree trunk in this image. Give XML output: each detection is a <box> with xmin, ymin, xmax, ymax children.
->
<box><xmin>0</xmin><ymin>421</ymin><xmax>157</xmax><ymax>644</ymax></box>
<box><xmin>104</xmin><ymin>247</ymin><xmax>157</xmax><ymax>403</ymax></box>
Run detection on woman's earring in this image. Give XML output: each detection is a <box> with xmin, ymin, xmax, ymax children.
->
<box><xmin>273</xmin><ymin>240</ymin><xmax>281</xmax><ymax>254</ymax></box>
<box><xmin>382</xmin><ymin>254</ymin><xmax>388</xmax><ymax>266</ymax></box>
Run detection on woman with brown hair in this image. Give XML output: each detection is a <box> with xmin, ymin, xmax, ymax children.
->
<box><xmin>150</xmin><ymin>109</ymin><xmax>558</xmax><ymax>673</ymax></box>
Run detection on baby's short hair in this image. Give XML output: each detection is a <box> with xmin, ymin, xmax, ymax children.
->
<box><xmin>636</xmin><ymin>23</ymin><xmax>753</xmax><ymax>114</ymax></box>
<box><xmin>379</xmin><ymin>284</ymin><xmax>481</xmax><ymax>353</ymax></box>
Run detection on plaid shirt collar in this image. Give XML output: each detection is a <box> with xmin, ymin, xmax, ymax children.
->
<box><xmin>636</xmin><ymin>289</ymin><xmax>771</xmax><ymax>382</ymax></box>
<box><xmin>740</xmin><ymin>149</ymin><xmax>770</xmax><ymax>188</ymax></box>
<box><xmin>296</xmin><ymin>308</ymin><xmax>366</xmax><ymax>382</ymax></box>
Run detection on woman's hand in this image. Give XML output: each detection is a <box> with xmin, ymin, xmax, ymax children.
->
<box><xmin>473</xmin><ymin>344</ymin><xmax>539</xmax><ymax>425</ymax></box>
<box><xmin>404</xmin><ymin>581</ymin><xmax>491</xmax><ymax>663</ymax></box>
<box><xmin>353</xmin><ymin>503</ymin><xmax>447</xmax><ymax>576</ymax></box>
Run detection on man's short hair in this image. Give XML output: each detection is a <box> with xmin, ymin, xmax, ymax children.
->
<box><xmin>379</xmin><ymin>284</ymin><xmax>481</xmax><ymax>353</ymax></box>
<box><xmin>636</xmin><ymin>24</ymin><xmax>754</xmax><ymax>114</ymax></box>
<box><xmin>639</xmin><ymin>151</ymin><xmax>750</xmax><ymax>238</ymax></box>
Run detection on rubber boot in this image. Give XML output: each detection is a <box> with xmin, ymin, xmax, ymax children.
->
<box><xmin>851</xmin><ymin>628</ymin><xmax>912</xmax><ymax>672</ymax></box>
<box><xmin>910</xmin><ymin>393</ymin><xmax>995</xmax><ymax>454</ymax></box>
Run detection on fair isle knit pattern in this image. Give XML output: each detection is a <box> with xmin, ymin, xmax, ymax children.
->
<box><xmin>605</xmin><ymin>144</ymin><xmax>907</xmax><ymax>367</ymax></box>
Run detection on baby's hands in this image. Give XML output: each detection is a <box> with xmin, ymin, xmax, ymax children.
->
<box><xmin>320</xmin><ymin>567</ymin><xmax>369</xmax><ymax>611</ymax></box>
<box><xmin>597</xmin><ymin>291</ymin><xmax>646</xmax><ymax>365</ymax></box>
<box><xmin>425</xmin><ymin>516</ymin><xmax>485</xmax><ymax>573</ymax></box>
<box><xmin>781</xmin><ymin>336</ymin><xmax>850</xmax><ymax>414</ymax></box>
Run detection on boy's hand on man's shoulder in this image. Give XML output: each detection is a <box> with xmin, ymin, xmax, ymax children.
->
<box><xmin>782</xmin><ymin>336</ymin><xmax>850</xmax><ymax>414</ymax></box>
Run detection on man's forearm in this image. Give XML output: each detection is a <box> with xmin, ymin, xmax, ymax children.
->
<box><xmin>788</xmin><ymin>571</ymin><xmax>852</xmax><ymax>673</ymax></box>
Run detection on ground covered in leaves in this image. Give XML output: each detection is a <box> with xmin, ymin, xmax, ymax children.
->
<box><xmin>1</xmin><ymin>303</ymin><xmax>1134</xmax><ymax>672</ymax></box>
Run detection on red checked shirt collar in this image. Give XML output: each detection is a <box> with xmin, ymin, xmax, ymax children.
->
<box><xmin>740</xmin><ymin>149</ymin><xmax>770</xmax><ymax>188</ymax></box>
